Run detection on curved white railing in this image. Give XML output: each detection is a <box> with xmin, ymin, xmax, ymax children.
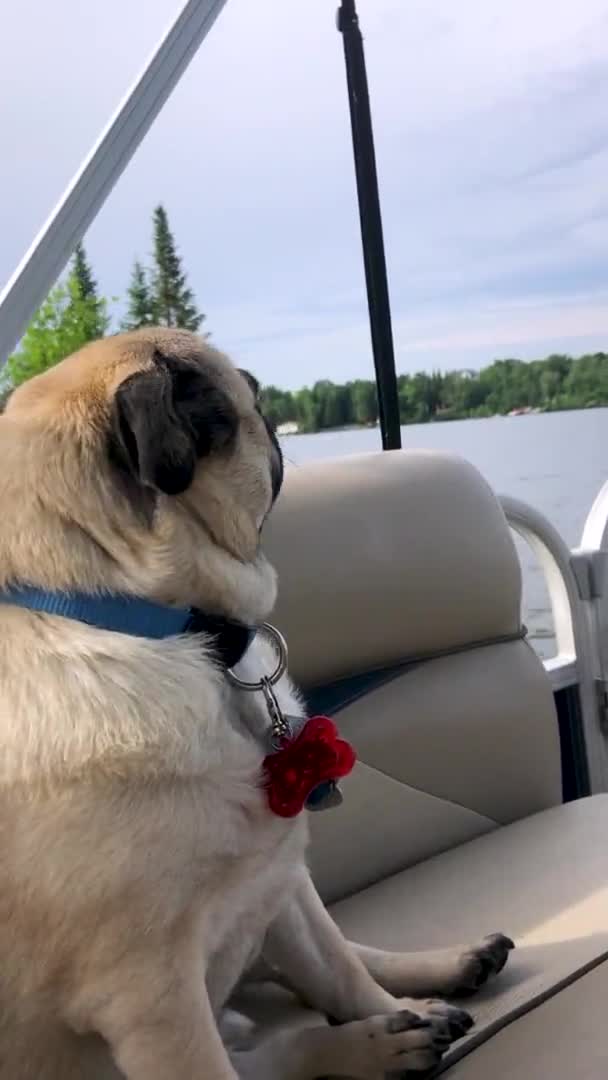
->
<box><xmin>578</xmin><ymin>480</ymin><xmax>608</xmax><ymax>782</ymax></box>
<box><xmin>581</xmin><ymin>480</ymin><xmax>608</xmax><ymax>552</ymax></box>
<box><xmin>500</xmin><ymin>492</ymin><xmax>608</xmax><ymax>793</ymax></box>
<box><xmin>501</xmin><ymin>496</ymin><xmax>577</xmax><ymax>664</ymax></box>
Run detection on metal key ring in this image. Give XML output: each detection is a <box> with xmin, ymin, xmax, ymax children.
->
<box><xmin>226</xmin><ymin>622</ymin><xmax>288</xmax><ymax>690</ymax></box>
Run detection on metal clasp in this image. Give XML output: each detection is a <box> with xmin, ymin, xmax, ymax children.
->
<box><xmin>226</xmin><ymin>623</ymin><xmax>291</xmax><ymax>746</ymax></box>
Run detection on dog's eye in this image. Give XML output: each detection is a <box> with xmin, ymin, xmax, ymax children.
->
<box><xmin>238</xmin><ymin>369</ymin><xmax>260</xmax><ymax>399</ymax></box>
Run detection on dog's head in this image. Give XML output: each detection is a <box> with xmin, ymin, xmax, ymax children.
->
<box><xmin>1</xmin><ymin>328</ymin><xmax>283</xmax><ymax>620</ymax></box>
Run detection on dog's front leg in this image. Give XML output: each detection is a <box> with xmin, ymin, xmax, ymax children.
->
<box><xmin>351</xmin><ymin>935</ymin><xmax>515</xmax><ymax>998</ymax></box>
<box><xmin>75</xmin><ymin>958</ymin><xmax>237</xmax><ymax>1080</ymax></box>
<box><xmin>262</xmin><ymin>869</ymin><xmax>472</xmax><ymax>1043</ymax></box>
<box><xmin>232</xmin><ymin>1011</ymin><xmax>453</xmax><ymax>1080</ymax></box>
<box><xmin>263</xmin><ymin>868</ymin><xmax>396</xmax><ymax>1021</ymax></box>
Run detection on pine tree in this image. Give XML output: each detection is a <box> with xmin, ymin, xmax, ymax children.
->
<box><xmin>150</xmin><ymin>204</ymin><xmax>204</xmax><ymax>332</ymax></box>
<box><xmin>71</xmin><ymin>242</ymin><xmax>98</xmax><ymax>301</ymax></box>
<box><xmin>122</xmin><ymin>260</ymin><xmax>154</xmax><ymax>330</ymax></box>
<box><xmin>65</xmin><ymin>243</ymin><xmax>109</xmax><ymax>341</ymax></box>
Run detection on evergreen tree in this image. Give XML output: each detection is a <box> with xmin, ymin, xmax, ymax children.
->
<box><xmin>150</xmin><ymin>204</ymin><xmax>204</xmax><ymax>331</ymax></box>
<box><xmin>122</xmin><ymin>260</ymin><xmax>154</xmax><ymax>330</ymax></box>
<box><xmin>72</xmin><ymin>242</ymin><xmax>98</xmax><ymax>300</ymax></box>
<box><xmin>65</xmin><ymin>243</ymin><xmax>109</xmax><ymax>341</ymax></box>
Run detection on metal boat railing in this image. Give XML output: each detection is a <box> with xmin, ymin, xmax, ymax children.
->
<box><xmin>501</xmin><ymin>495</ymin><xmax>608</xmax><ymax>794</ymax></box>
<box><xmin>0</xmin><ymin>0</ymin><xmax>228</xmax><ymax>366</ymax></box>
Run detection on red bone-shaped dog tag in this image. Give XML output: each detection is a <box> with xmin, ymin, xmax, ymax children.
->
<box><xmin>263</xmin><ymin>715</ymin><xmax>356</xmax><ymax>818</ymax></box>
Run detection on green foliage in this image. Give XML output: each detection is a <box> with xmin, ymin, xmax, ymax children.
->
<box><xmin>68</xmin><ymin>242</ymin><xmax>109</xmax><ymax>341</ymax></box>
<box><xmin>72</xmin><ymin>242</ymin><xmax>97</xmax><ymax>301</ymax></box>
<box><xmin>259</xmin><ymin>385</ymin><xmax>297</xmax><ymax>429</ymax></box>
<box><xmin>259</xmin><ymin>352</ymin><xmax>608</xmax><ymax>434</ymax></box>
<box><xmin>7</xmin><ymin>243</ymin><xmax>110</xmax><ymax>387</ymax></box>
<box><xmin>122</xmin><ymin>260</ymin><xmax>155</xmax><ymax>330</ymax></box>
<box><xmin>8</xmin><ymin>284</ymin><xmax>72</xmax><ymax>386</ymax></box>
<box><xmin>7</xmin><ymin>275</ymin><xmax>110</xmax><ymax>388</ymax></box>
<box><xmin>0</xmin><ymin>376</ymin><xmax>12</xmax><ymax>411</ymax></box>
<box><xmin>3</xmin><ymin>204</ymin><xmax>208</xmax><ymax>391</ymax></box>
<box><xmin>150</xmin><ymin>205</ymin><xmax>204</xmax><ymax>332</ymax></box>
<box><xmin>350</xmin><ymin>380</ymin><xmax>378</xmax><ymax>425</ymax></box>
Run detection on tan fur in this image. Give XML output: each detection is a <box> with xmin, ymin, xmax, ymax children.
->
<box><xmin>0</xmin><ymin>329</ymin><xmax>511</xmax><ymax>1079</ymax></box>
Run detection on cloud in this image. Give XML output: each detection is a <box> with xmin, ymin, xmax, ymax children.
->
<box><xmin>1</xmin><ymin>0</ymin><xmax>608</xmax><ymax>385</ymax></box>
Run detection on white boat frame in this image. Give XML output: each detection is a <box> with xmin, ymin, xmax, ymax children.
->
<box><xmin>502</xmin><ymin>493</ymin><xmax>608</xmax><ymax>791</ymax></box>
<box><xmin>0</xmin><ymin>0</ymin><xmax>606</xmax><ymax>793</ymax></box>
<box><xmin>0</xmin><ymin>0</ymin><xmax>227</xmax><ymax>364</ymax></box>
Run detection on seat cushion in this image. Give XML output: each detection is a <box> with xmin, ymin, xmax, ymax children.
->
<box><xmin>232</xmin><ymin>795</ymin><xmax>608</xmax><ymax>1075</ymax></box>
<box><xmin>264</xmin><ymin>451</ymin><xmax>522</xmax><ymax>689</ymax></box>
<box><xmin>307</xmin><ymin>640</ymin><xmax>561</xmax><ymax>904</ymax></box>
<box><xmin>444</xmin><ymin>959</ymin><xmax>608</xmax><ymax>1079</ymax></box>
<box><xmin>264</xmin><ymin>450</ymin><xmax>561</xmax><ymax>894</ymax></box>
<box><xmin>330</xmin><ymin>794</ymin><xmax>608</xmax><ymax>1073</ymax></box>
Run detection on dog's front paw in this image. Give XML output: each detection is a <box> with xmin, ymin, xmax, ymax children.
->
<box><xmin>450</xmin><ymin>933</ymin><xmax>514</xmax><ymax>996</ymax></box>
<box><xmin>352</xmin><ymin>1007</ymin><xmax>472</xmax><ymax>1078</ymax></box>
<box><xmin>413</xmin><ymin>1000</ymin><xmax>474</xmax><ymax>1040</ymax></box>
<box><xmin>380</xmin><ymin>1004</ymin><xmax>473</xmax><ymax>1077</ymax></box>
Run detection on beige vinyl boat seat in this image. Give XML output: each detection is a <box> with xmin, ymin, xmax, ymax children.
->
<box><xmin>259</xmin><ymin>450</ymin><xmax>608</xmax><ymax>1078</ymax></box>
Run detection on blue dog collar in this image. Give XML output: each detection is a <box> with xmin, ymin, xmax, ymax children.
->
<box><xmin>0</xmin><ymin>586</ymin><xmax>257</xmax><ymax>668</ymax></box>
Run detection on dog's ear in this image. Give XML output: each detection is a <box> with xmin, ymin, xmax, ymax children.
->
<box><xmin>109</xmin><ymin>353</ymin><xmax>238</xmax><ymax>496</ymax></box>
<box><xmin>238</xmin><ymin>369</ymin><xmax>260</xmax><ymax>398</ymax></box>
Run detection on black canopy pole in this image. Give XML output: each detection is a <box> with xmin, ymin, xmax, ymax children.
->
<box><xmin>336</xmin><ymin>0</ymin><xmax>401</xmax><ymax>450</ymax></box>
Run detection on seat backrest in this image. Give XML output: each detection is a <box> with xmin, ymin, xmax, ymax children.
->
<box><xmin>263</xmin><ymin>450</ymin><xmax>561</xmax><ymax>903</ymax></box>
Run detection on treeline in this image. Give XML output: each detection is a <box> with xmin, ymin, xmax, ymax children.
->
<box><xmin>4</xmin><ymin>204</ymin><xmax>204</xmax><ymax>393</ymax></box>
<box><xmin>2</xmin><ymin>209</ymin><xmax>607</xmax><ymax>429</ymax></box>
<box><xmin>260</xmin><ymin>353</ymin><xmax>608</xmax><ymax>432</ymax></box>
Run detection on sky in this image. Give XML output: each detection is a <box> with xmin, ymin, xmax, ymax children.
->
<box><xmin>1</xmin><ymin>0</ymin><xmax>608</xmax><ymax>389</ymax></box>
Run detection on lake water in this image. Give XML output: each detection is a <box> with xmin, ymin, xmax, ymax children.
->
<box><xmin>281</xmin><ymin>408</ymin><xmax>608</xmax><ymax>660</ymax></box>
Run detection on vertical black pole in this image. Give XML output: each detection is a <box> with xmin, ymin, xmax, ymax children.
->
<box><xmin>336</xmin><ymin>0</ymin><xmax>401</xmax><ymax>450</ymax></box>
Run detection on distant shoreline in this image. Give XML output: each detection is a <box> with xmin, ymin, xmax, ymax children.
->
<box><xmin>263</xmin><ymin>351</ymin><xmax>608</xmax><ymax>437</ymax></box>
<box><xmin>277</xmin><ymin>400</ymin><xmax>606</xmax><ymax>437</ymax></box>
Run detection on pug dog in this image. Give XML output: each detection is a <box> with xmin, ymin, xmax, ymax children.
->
<box><xmin>0</xmin><ymin>328</ymin><xmax>513</xmax><ymax>1079</ymax></box>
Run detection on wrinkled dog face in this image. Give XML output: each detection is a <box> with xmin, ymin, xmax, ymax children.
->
<box><xmin>107</xmin><ymin>332</ymin><xmax>284</xmax><ymax>558</ymax></box>
<box><xmin>4</xmin><ymin>328</ymin><xmax>283</xmax><ymax>588</ymax></box>
<box><xmin>106</xmin><ymin>334</ymin><xmax>283</xmax><ymax>523</ymax></box>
